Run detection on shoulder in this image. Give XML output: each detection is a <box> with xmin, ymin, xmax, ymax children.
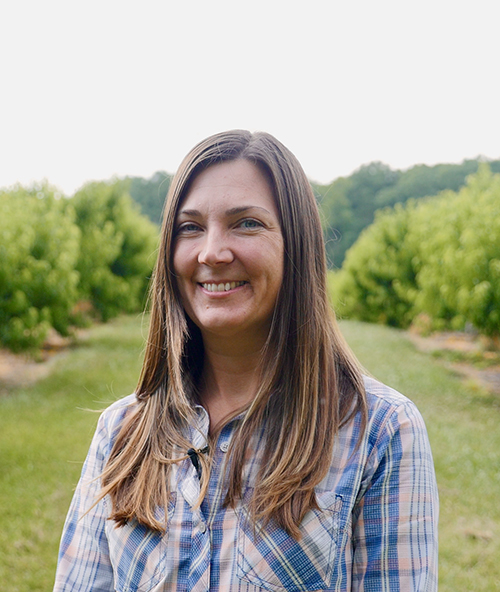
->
<box><xmin>334</xmin><ymin>375</ymin><xmax>430</xmax><ymax>463</ymax></box>
<box><xmin>100</xmin><ymin>392</ymin><xmax>138</xmax><ymax>419</ymax></box>
<box><xmin>363</xmin><ymin>374</ymin><xmax>414</xmax><ymax>409</ymax></box>
<box><xmin>92</xmin><ymin>393</ymin><xmax>139</xmax><ymax>455</ymax></box>
<box><xmin>98</xmin><ymin>393</ymin><xmax>138</xmax><ymax>427</ymax></box>
<box><xmin>363</xmin><ymin>374</ymin><xmax>427</xmax><ymax>430</ymax></box>
<box><xmin>360</xmin><ymin>375</ymin><xmax>433</xmax><ymax>467</ymax></box>
<box><xmin>332</xmin><ymin>376</ymin><xmax>432</xmax><ymax>474</ymax></box>
<box><xmin>326</xmin><ymin>375</ymin><xmax>437</xmax><ymax>512</ymax></box>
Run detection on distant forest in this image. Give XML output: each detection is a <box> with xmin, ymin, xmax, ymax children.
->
<box><xmin>126</xmin><ymin>158</ymin><xmax>500</xmax><ymax>268</ymax></box>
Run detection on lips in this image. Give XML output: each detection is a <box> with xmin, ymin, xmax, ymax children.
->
<box><xmin>200</xmin><ymin>281</ymin><xmax>247</xmax><ymax>292</ymax></box>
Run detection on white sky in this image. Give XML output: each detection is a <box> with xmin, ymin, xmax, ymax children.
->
<box><xmin>1</xmin><ymin>0</ymin><xmax>499</xmax><ymax>195</ymax></box>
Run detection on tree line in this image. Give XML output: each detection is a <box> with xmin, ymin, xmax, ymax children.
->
<box><xmin>77</xmin><ymin>157</ymin><xmax>500</xmax><ymax>340</ymax></box>
<box><xmin>2</xmin><ymin>156</ymin><xmax>499</xmax><ymax>353</ymax></box>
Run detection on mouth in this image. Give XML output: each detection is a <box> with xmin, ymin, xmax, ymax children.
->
<box><xmin>200</xmin><ymin>281</ymin><xmax>247</xmax><ymax>292</ymax></box>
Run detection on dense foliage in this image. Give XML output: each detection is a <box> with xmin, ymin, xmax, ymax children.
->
<box><xmin>332</xmin><ymin>165</ymin><xmax>500</xmax><ymax>336</ymax></box>
<box><xmin>2</xmin><ymin>156</ymin><xmax>499</xmax><ymax>352</ymax></box>
<box><xmin>0</xmin><ymin>185</ymin><xmax>80</xmax><ymax>350</ymax></box>
<box><xmin>72</xmin><ymin>181</ymin><xmax>158</xmax><ymax>321</ymax></box>
<box><xmin>316</xmin><ymin>158</ymin><xmax>500</xmax><ymax>268</ymax></box>
<box><xmin>0</xmin><ymin>181</ymin><xmax>158</xmax><ymax>351</ymax></box>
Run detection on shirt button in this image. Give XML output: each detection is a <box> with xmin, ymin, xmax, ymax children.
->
<box><xmin>199</xmin><ymin>521</ymin><xmax>207</xmax><ymax>533</ymax></box>
<box><xmin>220</xmin><ymin>441</ymin><xmax>229</xmax><ymax>453</ymax></box>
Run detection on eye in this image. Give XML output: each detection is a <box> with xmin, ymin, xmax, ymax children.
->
<box><xmin>238</xmin><ymin>218</ymin><xmax>263</xmax><ymax>229</ymax></box>
<box><xmin>176</xmin><ymin>222</ymin><xmax>202</xmax><ymax>234</ymax></box>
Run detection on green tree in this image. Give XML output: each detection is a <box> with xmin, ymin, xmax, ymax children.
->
<box><xmin>127</xmin><ymin>171</ymin><xmax>171</xmax><ymax>226</ymax></box>
<box><xmin>0</xmin><ymin>184</ymin><xmax>80</xmax><ymax>350</ymax></box>
<box><xmin>70</xmin><ymin>180</ymin><xmax>158</xmax><ymax>321</ymax></box>
<box><xmin>332</xmin><ymin>203</ymin><xmax>418</xmax><ymax>327</ymax></box>
<box><xmin>318</xmin><ymin>157</ymin><xmax>500</xmax><ymax>268</ymax></box>
<box><xmin>317</xmin><ymin>163</ymin><xmax>400</xmax><ymax>267</ymax></box>
<box><xmin>332</xmin><ymin>165</ymin><xmax>500</xmax><ymax>336</ymax></box>
<box><xmin>413</xmin><ymin>165</ymin><xmax>500</xmax><ymax>335</ymax></box>
<box><xmin>374</xmin><ymin>160</ymin><xmax>498</xmax><ymax>209</ymax></box>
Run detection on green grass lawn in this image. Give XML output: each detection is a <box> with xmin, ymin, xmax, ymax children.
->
<box><xmin>0</xmin><ymin>315</ymin><xmax>147</xmax><ymax>592</ymax></box>
<box><xmin>1</xmin><ymin>315</ymin><xmax>499</xmax><ymax>591</ymax></box>
<box><xmin>340</xmin><ymin>321</ymin><xmax>500</xmax><ymax>592</ymax></box>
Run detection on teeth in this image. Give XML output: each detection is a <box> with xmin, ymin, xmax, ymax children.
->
<box><xmin>202</xmin><ymin>281</ymin><xmax>245</xmax><ymax>292</ymax></box>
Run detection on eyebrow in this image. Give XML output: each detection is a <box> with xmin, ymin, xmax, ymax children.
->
<box><xmin>177</xmin><ymin>205</ymin><xmax>271</xmax><ymax>217</ymax></box>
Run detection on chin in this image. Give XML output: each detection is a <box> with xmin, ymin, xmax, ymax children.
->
<box><xmin>198</xmin><ymin>319</ymin><xmax>246</xmax><ymax>336</ymax></box>
<box><xmin>195</xmin><ymin>316</ymin><xmax>269</xmax><ymax>341</ymax></box>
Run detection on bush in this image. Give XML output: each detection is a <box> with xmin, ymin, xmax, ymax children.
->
<box><xmin>0</xmin><ymin>184</ymin><xmax>80</xmax><ymax>350</ymax></box>
<box><xmin>70</xmin><ymin>180</ymin><xmax>158</xmax><ymax>321</ymax></box>
<box><xmin>412</xmin><ymin>165</ymin><xmax>500</xmax><ymax>335</ymax></box>
<box><xmin>332</xmin><ymin>203</ymin><xmax>419</xmax><ymax>327</ymax></box>
<box><xmin>331</xmin><ymin>165</ymin><xmax>500</xmax><ymax>336</ymax></box>
<box><xmin>0</xmin><ymin>179</ymin><xmax>159</xmax><ymax>352</ymax></box>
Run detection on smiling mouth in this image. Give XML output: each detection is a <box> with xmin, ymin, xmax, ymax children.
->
<box><xmin>200</xmin><ymin>281</ymin><xmax>247</xmax><ymax>292</ymax></box>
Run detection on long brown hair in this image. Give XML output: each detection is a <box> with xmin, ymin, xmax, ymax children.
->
<box><xmin>98</xmin><ymin>130</ymin><xmax>367</xmax><ymax>537</ymax></box>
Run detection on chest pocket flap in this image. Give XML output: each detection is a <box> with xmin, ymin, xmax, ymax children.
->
<box><xmin>237</xmin><ymin>491</ymin><xmax>342</xmax><ymax>592</ymax></box>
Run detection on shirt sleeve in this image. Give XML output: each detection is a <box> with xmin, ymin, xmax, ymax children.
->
<box><xmin>53</xmin><ymin>407</ymin><xmax>120</xmax><ymax>592</ymax></box>
<box><xmin>351</xmin><ymin>399</ymin><xmax>439</xmax><ymax>591</ymax></box>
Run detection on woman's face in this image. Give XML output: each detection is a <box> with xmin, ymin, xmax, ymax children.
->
<box><xmin>173</xmin><ymin>159</ymin><xmax>284</xmax><ymax>344</ymax></box>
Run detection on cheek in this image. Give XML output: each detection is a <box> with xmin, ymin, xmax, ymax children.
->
<box><xmin>269</xmin><ymin>237</ymin><xmax>285</xmax><ymax>275</ymax></box>
<box><xmin>172</xmin><ymin>242</ymin><xmax>194</xmax><ymax>278</ymax></box>
<box><xmin>172</xmin><ymin>247</ymin><xmax>194</xmax><ymax>312</ymax></box>
<box><xmin>270</xmin><ymin>264</ymin><xmax>284</xmax><ymax>299</ymax></box>
<box><xmin>172</xmin><ymin>242</ymin><xmax>181</xmax><ymax>274</ymax></box>
<box><xmin>262</xmin><ymin>243</ymin><xmax>284</xmax><ymax>295</ymax></box>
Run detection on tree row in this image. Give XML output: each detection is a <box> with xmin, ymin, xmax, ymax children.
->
<box><xmin>0</xmin><ymin>181</ymin><xmax>158</xmax><ymax>351</ymax></box>
<box><xmin>331</xmin><ymin>165</ymin><xmax>500</xmax><ymax>337</ymax></box>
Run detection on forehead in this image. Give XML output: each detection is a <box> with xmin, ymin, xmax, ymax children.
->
<box><xmin>179</xmin><ymin>159</ymin><xmax>278</xmax><ymax>213</ymax></box>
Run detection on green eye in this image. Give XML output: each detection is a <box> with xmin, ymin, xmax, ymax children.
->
<box><xmin>178</xmin><ymin>223</ymin><xmax>201</xmax><ymax>233</ymax></box>
<box><xmin>240</xmin><ymin>219</ymin><xmax>262</xmax><ymax>229</ymax></box>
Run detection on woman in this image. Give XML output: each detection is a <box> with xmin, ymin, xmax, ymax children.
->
<box><xmin>54</xmin><ymin>130</ymin><xmax>438</xmax><ymax>591</ymax></box>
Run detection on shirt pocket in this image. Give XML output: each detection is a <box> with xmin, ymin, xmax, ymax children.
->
<box><xmin>237</xmin><ymin>491</ymin><xmax>342</xmax><ymax>592</ymax></box>
<box><xmin>105</xmin><ymin>493</ymin><xmax>176</xmax><ymax>592</ymax></box>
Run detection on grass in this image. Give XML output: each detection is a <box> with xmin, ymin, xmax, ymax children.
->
<box><xmin>0</xmin><ymin>314</ymin><xmax>147</xmax><ymax>592</ymax></box>
<box><xmin>340</xmin><ymin>321</ymin><xmax>500</xmax><ymax>592</ymax></box>
<box><xmin>1</xmin><ymin>315</ymin><xmax>499</xmax><ymax>591</ymax></box>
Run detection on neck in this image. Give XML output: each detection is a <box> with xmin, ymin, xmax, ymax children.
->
<box><xmin>199</xmin><ymin>334</ymin><xmax>265</xmax><ymax>430</ymax></box>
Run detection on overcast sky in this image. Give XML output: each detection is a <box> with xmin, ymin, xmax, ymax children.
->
<box><xmin>1</xmin><ymin>0</ymin><xmax>499</xmax><ymax>195</ymax></box>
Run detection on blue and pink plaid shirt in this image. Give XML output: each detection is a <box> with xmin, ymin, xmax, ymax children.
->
<box><xmin>54</xmin><ymin>376</ymin><xmax>438</xmax><ymax>591</ymax></box>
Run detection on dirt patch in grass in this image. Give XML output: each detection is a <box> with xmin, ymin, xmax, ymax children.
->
<box><xmin>0</xmin><ymin>329</ymin><xmax>89</xmax><ymax>393</ymax></box>
<box><xmin>408</xmin><ymin>330</ymin><xmax>500</xmax><ymax>394</ymax></box>
<box><xmin>3</xmin><ymin>324</ymin><xmax>500</xmax><ymax>396</ymax></box>
<box><xmin>0</xmin><ymin>349</ymin><xmax>61</xmax><ymax>391</ymax></box>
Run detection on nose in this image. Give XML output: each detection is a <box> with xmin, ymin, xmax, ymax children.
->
<box><xmin>197</xmin><ymin>228</ymin><xmax>234</xmax><ymax>266</ymax></box>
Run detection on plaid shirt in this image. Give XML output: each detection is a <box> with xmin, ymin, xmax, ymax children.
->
<box><xmin>54</xmin><ymin>377</ymin><xmax>438</xmax><ymax>591</ymax></box>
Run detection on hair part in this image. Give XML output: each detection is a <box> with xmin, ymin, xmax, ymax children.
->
<box><xmin>98</xmin><ymin>130</ymin><xmax>367</xmax><ymax>537</ymax></box>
